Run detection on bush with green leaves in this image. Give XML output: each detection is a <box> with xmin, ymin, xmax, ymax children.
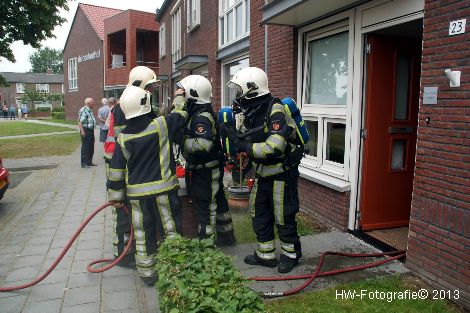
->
<box><xmin>52</xmin><ymin>107</ymin><xmax>65</xmax><ymax>112</ymax></box>
<box><xmin>156</xmin><ymin>236</ymin><xmax>265</xmax><ymax>313</ymax></box>
<box><xmin>36</xmin><ymin>107</ymin><xmax>51</xmax><ymax>112</ymax></box>
<box><xmin>52</xmin><ymin>112</ymin><xmax>65</xmax><ymax>119</ymax></box>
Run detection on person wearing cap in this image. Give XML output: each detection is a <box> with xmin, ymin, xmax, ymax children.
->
<box><xmin>106</xmin><ymin>75</ymin><xmax>188</xmax><ymax>286</ymax></box>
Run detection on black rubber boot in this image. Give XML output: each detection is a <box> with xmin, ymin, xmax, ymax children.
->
<box><xmin>215</xmin><ymin>233</ymin><xmax>237</xmax><ymax>247</ymax></box>
<box><xmin>277</xmin><ymin>254</ymin><xmax>299</xmax><ymax>273</ymax></box>
<box><xmin>244</xmin><ymin>253</ymin><xmax>277</xmax><ymax>268</ymax></box>
<box><xmin>115</xmin><ymin>253</ymin><xmax>136</xmax><ymax>269</ymax></box>
<box><xmin>141</xmin><ymin>276</ymin><xmax>158</xmax><ymax>287</ymax></box>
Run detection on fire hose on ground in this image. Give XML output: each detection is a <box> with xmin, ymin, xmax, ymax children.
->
<box><xmin>0</xmin><ymin>202</ymin><xmax>406</xmax><ymax>298</ymax></box>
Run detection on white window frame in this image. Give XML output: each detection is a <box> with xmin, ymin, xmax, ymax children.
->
<box><xmin>171</xmin><ymin>2</ymin><xmax>182</xmax><ymax>70</ymax></box>
<box><xmin>16</xmin><ymin>83</ymin><xmax>25</xmax><ymax>94</ymax></box>
<box><xmin>36</xmin><ymin>84</ymin><xmax>49</xmax><ymax>93</ymax></box>
<box><xmin>68</xmin><ymin>57</ymin><xmax>78</xmax><ymax>90</ymax></box>
<box><xmin>187</xmin><ymin>0</ymin><xmax>200</xmax><ymax>32</ymax></box>
<box><xmin>220</xmin><ymin>52</ymin><xmax>249</xmax><ymax>107</ymax></box>
<box><xmin>218</xmin><ymin>0</ymin><xmax>250</xmax><ymax>48</ymax></box>
<box><xmin>298</xmin><ymin>13</ymin><xmax>354</xmax><ymax>181</ymax></box>
<box><xmin>160</xmin><ymin>23</ymin><xmax>166</xmax><ymax>58</ymax></box>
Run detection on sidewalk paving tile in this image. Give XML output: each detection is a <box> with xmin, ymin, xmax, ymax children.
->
<box><xmin>22</xmin><ymin>299</ymin><xmax>62</xmax><ymax>313</ymax></box>
<box><xmin>61</xmin><ymin>302</ymin><xmax>100</xmax><ymax>313</ymax></box>
<box><xmin>102</xmin><ymin>289</ymin><xmax>139</xmax><ymax>311</ymax></box>
<box><xmin>63</xmin><ymin>285</ymin><xmax>100</xmax><ymax>307</ymax></box>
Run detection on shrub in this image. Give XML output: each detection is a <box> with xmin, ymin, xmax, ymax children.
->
<box><xmin>36</xmin><ymin>107</ymin><xmax>51</xmax><ymax>112</ymax></box>
<box><xmin>156</xmin><ymin>236</ymin><xmax>265</xmax><ymax>313</ymax></box>
<box><xmin>52</xmin><ymin>112</ymin><xmax>65</xmax><ymax>119</ymax></box>
<box><xmin>52</xmin><ymin>107</ymin><xmax>65</xmax><ymax>112</ymax></box>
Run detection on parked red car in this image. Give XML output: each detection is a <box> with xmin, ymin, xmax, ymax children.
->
<box><xmin>0</xmin><ymin>157</ymin><xmax>9</xmax><ymax>200</ymax></box>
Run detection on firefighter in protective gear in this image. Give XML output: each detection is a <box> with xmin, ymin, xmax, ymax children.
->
<box><xmin>178</xmin><ymin>75</ymin><xmax>236</xmax><ymax>245</ymax></box>
<box><xmin>104</xmin><ymin>66</ymin><xmax>161</xmax><ymax>269</ymax></box>
<box><xmin>221</xmin><ymin>66</ymin><xmax>302</xmax><ymax>273</ymax></box>
<box><xmin>107</xmin><ymin>85</ymin><xmax>187</xmax><ymax>286</ymax></box>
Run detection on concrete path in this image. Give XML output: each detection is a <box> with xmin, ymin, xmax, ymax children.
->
<box><xmin>0</xmin><ymin>129</ymin><xmax>409</xmax><ymax>312</ymax></box>
<box><xmin>0</xmin><ymin>131</ymin><xmax>77</xmax><ymax>140</ymax></box>
<box><xmin>0</xmin><ymin>130</ymin><xmax>158</xmax><ymax>313</ymax></box>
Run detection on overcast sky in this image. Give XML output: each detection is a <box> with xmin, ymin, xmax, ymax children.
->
<box><xmin>0</xmin><ymin>0</ymin><xmax>165</xmax><ymax>73</ymax></box>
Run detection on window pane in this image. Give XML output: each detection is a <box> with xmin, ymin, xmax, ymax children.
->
<box><xmin>223</xmin><ymin>57</ymin><xmax>249</xmax><ymax>106</ymax></box>
<box><xmin>220</xmin><ymin>17</ymin><xmax>225</xmax><ymax>44</ymax></box>
<box><xmin>227</xmin><ymin>10</ymin><xmax>233</xmax><ymax>42</ymax></box>
<box><xmin>394</xmin><ymin>54</ymin><xmax>410</xmax><ymax>120</ymax></box>
<box><xmin>326</xmin><ymin>122</ymin><xmax>345</xmax><ymax>164</ymax></box>
<box><xmin>235</xmin><ymin>5</ymin><xmax>242</xmax><ymax>37</ymax></box>
<box><xmin>391</xmin><ymin>139</ymin><xmax>407</xmax><ymax>170</ymax></box>
<box><xmin>308</xmin><ymin>31</ymin><xmax>348</xmax><ymax>105</ymax></box>
<box><xmin>305</xmin><ymin>120</ymin><xmax>318</xmax><ymax>158</ymax></box>
<box><xmin>245</xmin><ymin>0</ymin><xmax>250</xmax><ymax>32</ymax></box>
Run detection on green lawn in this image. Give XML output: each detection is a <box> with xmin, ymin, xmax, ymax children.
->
<box><xmin>266</xmin><ymin>275</ymin><xmax>461</xmax><ymax>313</ymax></box>
<box><xmin>0</xmin><ymin>133</ymin><xmax>81</xmax><ymax>158</ymax></box>
<box><xmin>36</xmin><ymin>118</ymin><xmax>78</xmax><ymax>125</ymax></box>
<box><xmin>0</xmin><ymin>121</ymin><xmax>73</xmax><ymax>137</ymax></box>
<box><xmin>232</xmin><ymin>211</ymin><xmax>321</xmax><ymax>244</ymax></box>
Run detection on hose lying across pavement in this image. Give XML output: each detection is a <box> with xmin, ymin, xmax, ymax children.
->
<box><xmin>250</xmin><ymin>250</ymin><xmax>406</xmax><ymax>298</ymax></box>
<box><xmin>0</xmin><ymin>202</ymin><xmax>406</xmax><ymax>298</ymax></box>
<box><xmin>0</xmin><ymin>202</ymin><xmax>134</xmax><ymax>292</ymax></box>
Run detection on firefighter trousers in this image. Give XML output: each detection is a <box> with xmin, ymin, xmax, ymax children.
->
<box><xmin>129</xmin><ymin>190</ymin><xmax>181</xmax><ymax>278</ymax></box>
<box><xmin>190</xmin><ymin>165</ymin><xmax>235</xmax><ymax>241</ymax></box>
<box><xmin>105</xmin><ymin>159</ymin><xmax>133</xmax><ymax>257</ymax></box>
<box><xmin>249</xmin><ymin>167</ymin><xmax>302</xmax><ymax>261</ymax></box>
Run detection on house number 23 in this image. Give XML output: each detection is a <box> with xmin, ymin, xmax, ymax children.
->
<box><xmin>449</xmin><ymin>19</ymin><xmax>466</xmax><ymax>35</ymax></box>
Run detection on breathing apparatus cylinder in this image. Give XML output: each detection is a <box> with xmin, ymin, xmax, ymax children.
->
<box><xmin>219</xmin><ymin>107</ymin><xmax>236</xmax><ymax>156</ymax></box>
<box><xmin>281</xmin><ymin>97</ymin><xmax>309</xmax><ymax>146</ymax></box>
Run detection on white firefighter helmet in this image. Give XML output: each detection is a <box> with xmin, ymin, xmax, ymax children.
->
<box><xmin>176</xmin><ymin>75</ymin><xmax>212</xmax><ymax>104</ymax></box>
<box><xmin>128</xmin><ymin>66</ymin><xmax>159</xmax><ymax>90</ymax></box>
<box><xmin>119</xmin><ymin>86</ymin><xmax>151</xmax><ymax>119</ymax></box>
<box><xmin>227</xmin><ymin>66</ymin><xmax>270</xmax><ymax>99</ymax></box>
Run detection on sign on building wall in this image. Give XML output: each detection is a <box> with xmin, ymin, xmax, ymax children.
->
<box><xmin>78</xmin><ymin>49</ymin><xmax>101</xmax><ymax>63</ymax></box>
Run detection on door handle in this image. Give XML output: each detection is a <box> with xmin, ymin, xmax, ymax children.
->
<box><xmin>388</xmin><ymin>127</ymin><xmax>413</xmax><ymax>134</ymax></box>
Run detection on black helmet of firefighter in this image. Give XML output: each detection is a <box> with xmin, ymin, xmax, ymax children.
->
<box><xmin>227</xmin><ymin>67</ymin><xmax>270</xmax><ymax>100</ymax></box>
<box><xmin>128</xmin><ymin>66</ymin><xmax>159</xmax><ymax>90</ymax></box>
<box><xmin>119</xmin><ymin>86</ymin><xmax>152</xmax><ymax>119</ymax></box>
<box><xmin>176</xmin><ymin>75</ymin><xmax>212</xmax><ymax>104</ymax></box>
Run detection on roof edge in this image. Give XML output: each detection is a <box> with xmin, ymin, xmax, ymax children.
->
<box><xmin>156</xmin><ymin>0</ymin><xmax>172</xmax><ymax>21</ymax></box>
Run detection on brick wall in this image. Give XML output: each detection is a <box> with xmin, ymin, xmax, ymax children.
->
<box><xmin>407</xmin><ymin>0</ymin><xmax>470</xmax><ymax>309</ymax></box>
<box><xmin>64</xmin><ymin>8</ymin><xmax>104</xmax><ymax>120</ymax></box>
<box><xmin>157</xmin><ymin>0</ymin><xmax>221</xmax><ymax>109</ymax></box>
<box><xmin>250</xmin><ymin>0</ymin><xmax>296</xmax><ymax>99</ymax></box>
<box><xmin>299</xmin><ymin>177</ymin><xmax>350</xmax><ymax>231</ymax></box>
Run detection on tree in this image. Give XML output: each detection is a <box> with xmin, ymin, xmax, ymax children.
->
<box><xmin>29</xmin><ymin>48</ymin><xmax>63</xmax><ymax>74</ymax></box>
<box><xmin>0</xmin><ymin>1</ymin><xmax>68</xmax><ymax>63</ymax></box>
<box><xmin>19</xmin><ymin>87</ymin><xmax>45</xmax><ymax>117</ymax></box>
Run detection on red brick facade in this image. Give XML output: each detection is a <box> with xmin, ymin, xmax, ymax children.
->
<box><xmin>299</xmin><ymin>177</ymin><xmax>350</xmax><ymax>231</ymax></box>
<box><xmin>158</xmin><ymin>0</ymin><xmax>221</xmax><ymax>108</ymax></box>
<box><xmin>63</xmin><ymin>8</ymin><xmax>105</xmax><ymax>119</ymax></box>
<box><xmin>407</xmin><ymin>0</ymin><xmax>470</xmax><ymax>307</ymax></box>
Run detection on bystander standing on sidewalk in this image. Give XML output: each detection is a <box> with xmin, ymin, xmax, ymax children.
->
<box><xmin>21</xmin><ymin>104</ymin><xmax>29</xmax><ymax>120</ymax></box>
<box><xmin>17</xmin><ymin>106</ymin><xmax>22</xmax><ymax>119</ymax></box>
<box><xmin>78</xmin><ymin>97</ymin><xmax>97</xmax><ymax>168</ymax></box>
<box><xmin>8</xmin><ymin>104</ymin><xmax>16</xmax><ymax>120</ymax></box>
<box><xmin>2</xmin><ymin>104</ymin><xmax>7</xmax><ymax>119</ymax></box>
<box><xmin>97</xmin><ymin>97</ymin><xmax>110</xmax><ymax>143</ymax></box>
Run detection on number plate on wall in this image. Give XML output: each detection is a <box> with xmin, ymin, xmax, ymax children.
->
<box><xmin>449</xmin><ymin>19</ymin><xmax>466</xmax><ymax>36</ymax></box>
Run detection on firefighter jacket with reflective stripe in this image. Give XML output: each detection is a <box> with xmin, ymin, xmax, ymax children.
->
<box><xmin>107</xmin><ymin>103</ymin><xmax>188</xmax><ymax>201</ymax></box>
<box><xmin>183</xmin><ymin>110</ymin><xmax>221</xmax><ymax>168</ymax></box>
<box><xmin>104</xmin><ymin>104</ymin><xmax>128</xmax><ymax>161</ymax></box>
<box><xmin>243</xmin><ymin>96</ymin><xmax>296</xmax><ymax>178</ymax></box>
